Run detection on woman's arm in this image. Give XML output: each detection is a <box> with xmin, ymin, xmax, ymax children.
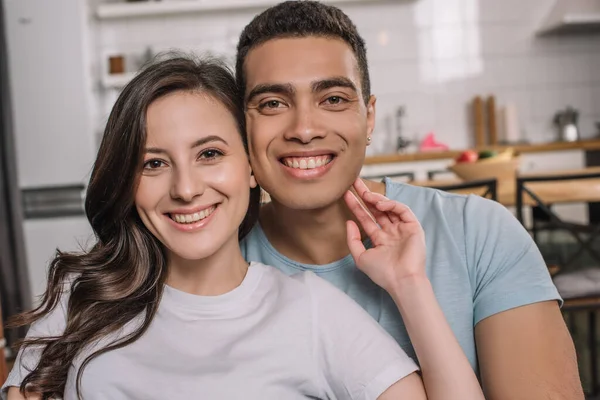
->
<box><xmin>378</xmin><ymin>372</ymin><xmax>427</xmax><ymax>400</ymax></box>
<box><xmin>389</xmin><ymin>276</ymin><xmax>482</xmax><ymax>399</ymax></box>
<box><xmin>345</xmin><ymin>178</ymin><xmax>484</xmax><ymax>400</ymax></box>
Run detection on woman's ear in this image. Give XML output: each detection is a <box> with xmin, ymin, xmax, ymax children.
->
<box><xmin>249</xmin><ymin>166</ymin><xmax>257</xmax><ymax>189</ymax></box>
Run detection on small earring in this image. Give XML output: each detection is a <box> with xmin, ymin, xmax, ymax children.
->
<box><xmin>366</xmin><ymin>136</ymin><xmax>372</xmax><ymax>145</ymax></box>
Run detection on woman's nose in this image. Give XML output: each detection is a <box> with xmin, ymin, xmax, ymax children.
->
<box><xmin>170</xmin><ymin>167</ymin><xmax>205</xmax><ymax>202</ymax></box>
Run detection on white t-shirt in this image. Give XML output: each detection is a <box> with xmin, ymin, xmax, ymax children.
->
<box><xmin>2</xmin><ymin>263</ymin><xmax>418</xmax><ymax>400</ymax></box>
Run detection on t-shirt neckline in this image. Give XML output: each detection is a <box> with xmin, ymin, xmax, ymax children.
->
<box><xmin>162</xmin><ymin>262</ymin><xmax>264</xmax><ymax>311</ymax></box>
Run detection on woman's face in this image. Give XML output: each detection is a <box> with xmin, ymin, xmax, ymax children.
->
<box><xmin>135</xmin><ymin>91</ymin><xmax>256</xmax><ymax>262</ymax></box>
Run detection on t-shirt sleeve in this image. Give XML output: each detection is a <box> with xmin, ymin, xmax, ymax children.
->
<box><xmin>1</xmin><ymin>292</ymin><xmax>69</xmax><ymax>399</ymax></box>
<box><xmin>304</xmin><ymin>272</ymin><xmax>419</xmax><ymax>400</ymax></box>
<box><xmin>463</xmin><ymin>195</ymin><xmax>562</xmax><ymax>325</ymax></box>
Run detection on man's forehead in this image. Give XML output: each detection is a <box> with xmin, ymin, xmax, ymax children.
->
<box><xmin>244</xmin><ymin>37</ymin><xmax>361</xmax><ymax>89</ymax></box>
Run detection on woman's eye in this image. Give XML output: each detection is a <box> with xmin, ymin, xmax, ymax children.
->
<box><xmin>143</xmin><ymin>159</ymin><xmax>164</xmax><ymax>169</ymax></box>
<box><xmin>199</xmin><ymin>149</ymin><xmax>224</xmax><ymax>160</ymax></box>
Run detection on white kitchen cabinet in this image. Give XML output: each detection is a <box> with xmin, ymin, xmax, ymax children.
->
<box><xmin>3</xmin><ymin>0</ymin><xmax>95</xmax><ymax>188</ymax></box>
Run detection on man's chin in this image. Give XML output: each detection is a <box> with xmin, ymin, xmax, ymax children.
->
<box><xmin>268</xmin><ymin>189</ymin><xmax>347</xmax><ymax>212</ymax></box>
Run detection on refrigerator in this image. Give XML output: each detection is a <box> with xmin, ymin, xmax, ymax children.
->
<box><xmin>2</xmin><ymin>0</ymin><xmax>97</xmax><ymax>314</ymax></box>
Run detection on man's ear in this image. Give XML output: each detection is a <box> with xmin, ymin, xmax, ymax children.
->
<box><xmin>366</xmin><ymin>95</ymin><xmax>377</xmax><ymax>137</ymax></box>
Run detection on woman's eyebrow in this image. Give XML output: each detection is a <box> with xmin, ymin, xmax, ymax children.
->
<box><xmin>145</xmin><ymin>135</ymin><xmax>228</xmax><ymax>154</ymax></box>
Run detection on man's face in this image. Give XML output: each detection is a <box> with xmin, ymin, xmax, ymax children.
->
<box><xmin>244</xmin><ymin>37</ymin><xmax>376</xmax><ymax>210</ymax></box>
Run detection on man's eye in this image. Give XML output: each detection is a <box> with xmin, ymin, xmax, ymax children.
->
<box><xmin>325</xmin><ymin>96</ymin><xmax>345</xmax><ymax>105</ymax></box>
<box><xmin>143</xmin><ymin>160</ymin><xmax>164</xmax><ymax>169</ymax></box>
<box><xmin>260</xmin><ymin>100</ymin><xmax>282</xmax><ymax>109</ymax></box>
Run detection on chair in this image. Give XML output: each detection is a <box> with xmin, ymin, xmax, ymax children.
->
<box><xmin>362</xmin><ymin>171</ymin><xmax>415</xmax><ymax>183</ymax></box>
<box><xmin>430</xmin><ymin>178</ymin><xmax>498</xmax><ymax>202</ymax></box>
<box><xmin>515</xmin><ymin>169</ymin><xmax>600</xmax><ymax>396</ymax></box>
<box><xmin>427</xmin><ymin>169</ymin><xmax>454</xmax><ymax>180</ymax></box>
<box><xmin>515</xmin><ymin>171</ymin><xmax>600</xmax><ymax>273</ymax></box>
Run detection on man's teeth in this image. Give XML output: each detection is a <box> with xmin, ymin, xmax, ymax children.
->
<box><xmin>283</xmin><ymin>155</ymin><xmax>332</xmax><ymax>170</ymax></box>
<box><xmin>171</xmin><ymin>206</ymin><xmax>215</xmax><ymax>224</ymax></box>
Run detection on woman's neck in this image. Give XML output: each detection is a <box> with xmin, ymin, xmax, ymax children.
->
<box><xmin>166</xmin><ymin>237</ymin><xmax>249</xmax><ymax>296</ymax></box>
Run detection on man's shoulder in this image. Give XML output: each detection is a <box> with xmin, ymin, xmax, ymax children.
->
<box><xmin>385</xmin><ymin>178</ymin><xmax>503</xmax><ymax>220</ymax></box>
<box><xmin>385</xmin><ymin>179</ymin><xmax>466</xmax><ymax>222</ymax></box>
<box><xmin>384</xmin><ymin>178</ymin><xmax>516</xmax><ymax>264</ymax></box>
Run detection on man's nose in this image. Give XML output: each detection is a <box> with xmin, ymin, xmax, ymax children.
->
<box><xmin>284</xmin><ymin>103</ymin><xmax>326</xmax><ymax>144</ymax></box>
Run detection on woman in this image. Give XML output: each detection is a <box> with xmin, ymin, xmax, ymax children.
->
<box><xmin>2</xmin><ymin>55</ymin><xmax>483</xmax><ymax>400</ymax></box>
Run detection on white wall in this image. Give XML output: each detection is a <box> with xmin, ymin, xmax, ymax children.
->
<box><xmin>90</xmin><ymin>0</ymin><xmax>600</xmax><ymax>155</ymax></box>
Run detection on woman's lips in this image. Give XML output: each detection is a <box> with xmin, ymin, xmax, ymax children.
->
<box><xmin>165</xmin><ymin>204</ymin><xmax>219</xmax><ymax>232</ymax></box>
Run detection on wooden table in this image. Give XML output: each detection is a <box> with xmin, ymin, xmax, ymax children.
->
<box><xmin>411</xmin><ymin>167</ymin><xmax>600</xmax><ymax>207</ymax></box>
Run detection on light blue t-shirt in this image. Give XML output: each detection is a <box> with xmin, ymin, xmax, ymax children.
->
<box><xmin>241</xmin><ymin>178</ymin><xmax>562</xmax><ymax>374</ymax></box>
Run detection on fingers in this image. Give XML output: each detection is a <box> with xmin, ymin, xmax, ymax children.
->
<box><xmin>356</xmin><ymin>191</ymin><xmax>399</xmax><ymax>223</ymax></box>
<box><xmin>352</xmin><ymin>179</ymin><xmax>394</xmax><ymax>227</ymax></box>
<box><xmin>375</xmin><ymin>200</ymin><xmax>418</xmax><ymax>223</ymax></box>
<box><xmin>346</xmin><ymin>220</ymin><xmax>365</xmax><ymax>264</ymax></box>
<box><xmin>353</xmin><ymin>178</ymin><xmax>371</xmax><ymax>198</ymax></box>
<box><xmin>348</xmin><ymin>178</ymin><xmax>419</xmax><ymax>228</ymax></box>
<box><xmin>343</xmin><ymin>191</ymin><xmax>380</xmax><ymax>238</ymax></box>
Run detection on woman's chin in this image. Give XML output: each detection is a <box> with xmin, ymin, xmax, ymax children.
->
<box><xmin>168</xmin><ymin>247</ymin><xmax>216</xmax><ymax>262</ymax></box>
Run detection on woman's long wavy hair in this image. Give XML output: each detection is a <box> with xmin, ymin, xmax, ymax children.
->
<box><xmin>8</xmin><ymin>54</ymin><xmax>261</xmax><ymax>399</ymax></box>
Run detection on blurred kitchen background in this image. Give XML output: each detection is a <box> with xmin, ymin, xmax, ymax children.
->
<box><xmin>1</xmin><ymin>0</ymin><xmax>600</xmax><ymax>395</ymax></box>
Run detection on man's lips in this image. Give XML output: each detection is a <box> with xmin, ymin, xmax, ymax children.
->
<box><xmin>279</xmin><ymin>154</ymin><xmax>334</xmax><ymax>170</ymax></box>
<box><xmin>278</xmin><ymin>154</ymin><xmax>336</xmax><ymax>180</ymax></box>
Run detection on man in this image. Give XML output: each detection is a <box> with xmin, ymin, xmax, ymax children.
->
<box><xmin>237</xmin><ymin>1</ymin><xmax>583</xmax><ymax>398</ymax></box>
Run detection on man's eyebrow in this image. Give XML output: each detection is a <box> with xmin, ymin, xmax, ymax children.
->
<box><xmin>311</xmin><ymin>77</ymin><xmax>357</xmax><ymax>93</ymax></box>
<box><xmin>145</xmin><ymin>135</ymin><xmax>228</xmax><ymax>154</ymax></box>
<box><xmin>246</xmin><ymin>83</ymin><xmax>295</xmax><ymax>104</ymax></box>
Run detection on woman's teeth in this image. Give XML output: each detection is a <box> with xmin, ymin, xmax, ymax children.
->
<box><xmin>282</xmin><ymin>155</ymin><xmax>333</xmax><ymax>170</ymax></box>
<box><xmin>170</xmin><ymin>206</ymin><xmax>215</xmax><ymax>224</ymax></box>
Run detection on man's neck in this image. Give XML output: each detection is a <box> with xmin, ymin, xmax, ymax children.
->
<box><xmin>260</xmin><ymin>179</ymin><xmax>386</xmax><ymax>265</ymax></box>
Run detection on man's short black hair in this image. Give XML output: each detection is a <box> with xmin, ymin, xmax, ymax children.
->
<box><xmin>236</xmin><ymin>1</ymin><xmax>370</xmax><ymax>104</ymax></box>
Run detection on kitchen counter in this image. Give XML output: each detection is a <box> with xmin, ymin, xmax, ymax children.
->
<box><xmin>364</xmin><ymin>139</ymin><xmax>600</xmax><ymax>165</ymax></box>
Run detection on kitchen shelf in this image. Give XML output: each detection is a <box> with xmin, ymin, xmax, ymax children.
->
<box><xmin>96</xmin><ymin>0</ymin><xmax>382</xmax><ymax>19</ymax></box>
<box><xmin>364</xmin><ymin>139</ymin><xmax>600</xmax><ymax>165</ymax></box>
<box><xmin>536</xmin><ymin>13</ymin><xmax>600</xmax><ymax>36</ymax></box>
<box><xmin>101</xmin><ymin>72</ymin><xmax>137</xmax><ymax>89</ymax></box>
